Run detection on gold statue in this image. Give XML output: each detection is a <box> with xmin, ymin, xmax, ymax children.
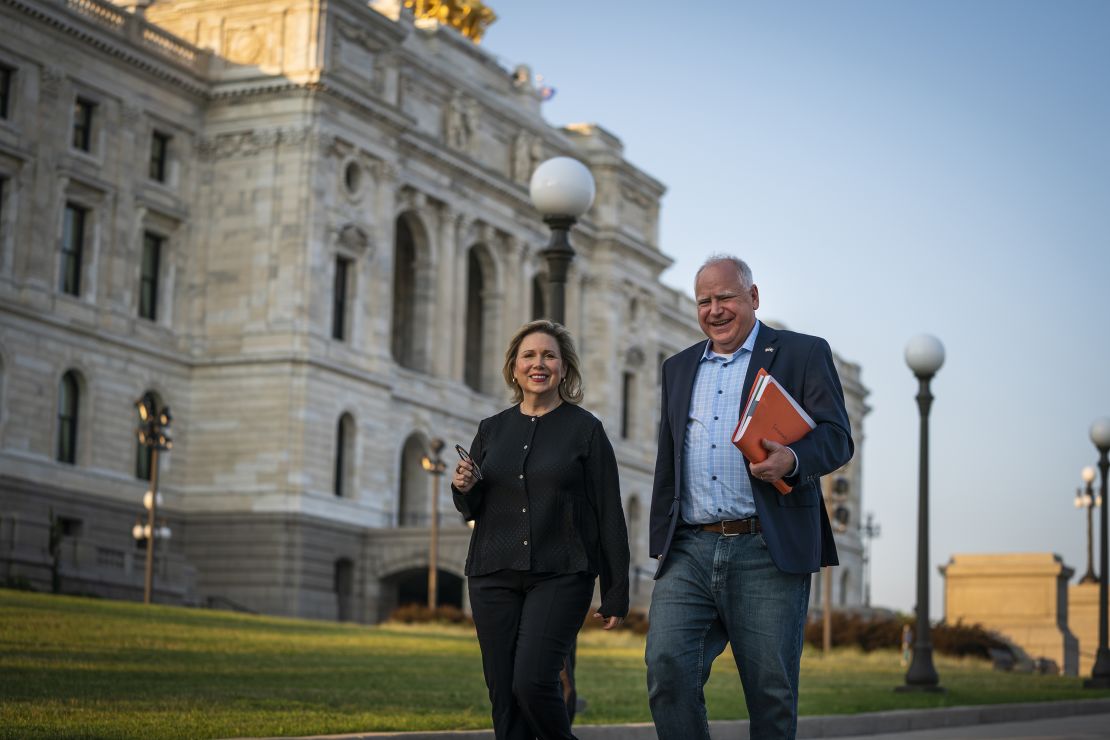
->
<box><xmin>404</xmin><ymin>0</ymin><xmax>498</xmax><ymax>44</ymax></box>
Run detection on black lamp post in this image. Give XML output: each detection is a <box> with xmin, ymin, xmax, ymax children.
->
<box><xmin>421</xmin><ymin>437</ymin><xmax>447</xmax><ymax>611</ymax></box>
<box><xmin>529</xmin><ymin>157</ymin><xmax>595</xmax><ymax>325</ymax></box>
<box><xmin>1085</xmin><ymin>417</ymin><xmax>1110</xmax><ymax>689</ymax></box>
<box><xmin>898</xmin><ymin>334</ymin><xmax>945</xmax><ymax>693</ymax></box>
<box><xmin>1075</xmin><ymin>465</ymin><xmax>1101</xmax><ymax>585</ymax></box>
<box><xmin>133</xmin><ymin>397</ymin><xmax>172</xmax><ymax>605</ymax></box>
<box><xmin>862</xmin><ymin>512</ymin><xmax>881</xmax><ymax>608</ymax></box>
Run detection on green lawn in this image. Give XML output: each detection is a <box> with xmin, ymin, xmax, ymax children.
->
<box><xmin>1</xmin><ymin>589</ymin><xmax>1105</xmax><ymax>739</ymax></box>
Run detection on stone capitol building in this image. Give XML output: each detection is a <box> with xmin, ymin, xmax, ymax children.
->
<box><xmin>0</xmin><ymin>0</ymin><xmax>869</xmax><ymax>623</ymax></box>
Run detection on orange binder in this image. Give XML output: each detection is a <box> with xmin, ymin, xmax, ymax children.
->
<box><xmin>732</xmin><ymin>368</ymin><xmax>815</xmax><ymax>494</ymax></box>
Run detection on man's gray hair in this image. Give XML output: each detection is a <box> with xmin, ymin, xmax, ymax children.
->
<box><xmin>695</xmin><ymin>254</ymin><xmax>754</xmax><ymax>289</ymax></box>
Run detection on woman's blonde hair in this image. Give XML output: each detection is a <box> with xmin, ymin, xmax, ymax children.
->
<box><xmin>502</xmin><ymin>320</ymin><xmax>583</xmax><ymax>405</ymax></box>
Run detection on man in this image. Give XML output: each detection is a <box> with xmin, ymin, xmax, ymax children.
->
<box><xmin>646</xmin><ymin>255</ymin><xmax>853</xmax><ymax>739</ymax></box>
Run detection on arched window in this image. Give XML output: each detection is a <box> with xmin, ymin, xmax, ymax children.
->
<box><xmin>464</xmin><ymin>244</ymin><xmax>498</xmax><ymax>393</ymax></box>
<box><xmin>391</xmin><ymin>216</ymin><xmax>417</xmax><ymax>368</ymax></box>
<box><xmin>464</xmin><ymin>248</ymin><xmax>484</xmax><ymax>391</ymax></box>
<box><xmin>56</xmin><ymin>371</ymin><xmax>80</xmax><ymax>463</ymax></box>
<box><xmin>135</xmin><ymin>390</ymin><xmax>163</xmax><ymax>480</ymax></box>
<box><xmin>621</xmin><ymin>372</ymin><xmax>635</xmax><ymax>439</ymax></box>
<box><xmin>334</xmin><ymin>413</ymin><xmax>355</xmax><ymax>497</ymax></box>
<box><xmin>531</xmin><ymin>274</ymin><xmax>547</xmax><ymax>320</ymax></box>
<box><xmin>397</xmin><ymin>433</ymin><xmax>430</xmax><ymax>527</ymax></box>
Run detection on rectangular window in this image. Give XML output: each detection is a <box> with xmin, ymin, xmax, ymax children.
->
<box><xmin>61</xmin><ymin>203</ymin><xmax>87</xmax><ymax>296</ymax></box>
<box><xmin>149</xmin><ymin>131</ymin><xmax>170</xmax><ymax>182</ymax></box>
<box><xmin>139</xmin><ymin>232</ymin><xmax>162</xmax><ymax>320</ymax></box>
<box><xmin>621</xmin><ymin>372</ymin><xmax>634</xmax><ymax>439</ymax></box>
<box><xmin>0</xmin><ymin>64</ymin><xmax>13</xmax><ymax>119</ymax></box>
<box><xmin>332</xmin><ymin>256</ymin><xmax>351</xmax><ymax>341</ymax></box>
<box><xmin>58</xmin><ymin>517</ymin><xmax>83</xmax><ymax>538</ymax></box>
<box><xmin>72</xmin><ymin>98</ymin><xmax>95</xmax><ymax>152</ymax></box>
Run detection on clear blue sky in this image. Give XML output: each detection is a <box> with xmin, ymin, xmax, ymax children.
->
<box><xmin>486</xmin><ymin>1</ymin><xmax>1110</xmax><ymax>617</ymax></box>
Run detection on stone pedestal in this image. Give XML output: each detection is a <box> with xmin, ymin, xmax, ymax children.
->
<box><xmin>941</xmin><ymin>553</ymin><xmax>1078</xmax><ymax>675</ymax></box>
<box><xmin>1069</xmin><ymin>581</ymin><xmax>1101</xmax><ymax>677</ymax></box>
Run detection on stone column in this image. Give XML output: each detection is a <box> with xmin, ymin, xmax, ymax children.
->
<box><xmin>369</xmin><ymin>162</ymin><xmax>398</xmax><ymax>361</ymax></box>
<box><xmin>447</xmin><ymin>212</ymin><xmax>472</xmax><ymax>383</ymax></box>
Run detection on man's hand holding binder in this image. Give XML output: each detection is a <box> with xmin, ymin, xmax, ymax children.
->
<box><xmin>732</xmin><ymin>368</ymin><xmax>816</xmax><ymax>494</ymax></box>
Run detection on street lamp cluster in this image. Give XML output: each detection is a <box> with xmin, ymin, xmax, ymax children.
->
<box><xmin>133</xmin><ymin>396</ymin><xmax>173</xmax><ymax>605</ymax></box>
<box><xmin>1075</xmin><ymin>465</ymin><xmax>1101</xmax><ymax>585</ymax></box>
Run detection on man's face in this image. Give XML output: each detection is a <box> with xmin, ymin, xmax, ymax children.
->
<box><xmin>695</xmin><ymin>262</ymin><xmax>759</xmax><ymax>355</ymax></box>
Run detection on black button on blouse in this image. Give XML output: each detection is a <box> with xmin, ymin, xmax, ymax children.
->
<box><xmin>452</xmin><ymin>403</ymin><xmax>630</xmax><ymax>618</ymax></box>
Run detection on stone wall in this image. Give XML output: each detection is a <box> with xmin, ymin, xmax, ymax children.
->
<box><xmin>942</xmin><ymin>553</ymin><xmax>1079</xmax><ymax>675</ymax></box>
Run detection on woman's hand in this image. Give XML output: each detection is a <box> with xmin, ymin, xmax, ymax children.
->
<box><xmin>593</xmin><ymin>612</ymin><xmax>624</xmax><ymax>631</ymax></box>
<box><xmin>453</xmin><ymin>458</ymin><xmax>479</xmax><ymax>492</ymax></box>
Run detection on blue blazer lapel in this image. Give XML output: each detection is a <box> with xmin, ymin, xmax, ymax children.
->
<box><xmin>741</xmin><ymin>323</ymin><xmax>780</xmax><ymax>418</ymax></box>
<box><xmin>670</xmin><ymin>342</ymin><xmax>703</xmax><ymax>436</ymax></box>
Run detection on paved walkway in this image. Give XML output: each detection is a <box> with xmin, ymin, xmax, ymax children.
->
<box><xmin>243</xmin><ymin>698</ymin><xmax>1110</xmax><ymax>740</ymax></box>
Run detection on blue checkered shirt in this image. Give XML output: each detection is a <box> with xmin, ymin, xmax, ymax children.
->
<box><xmin>680</xmin><ymin>322</ymin><xmax>761</xmax><ymax>524</ymax></box>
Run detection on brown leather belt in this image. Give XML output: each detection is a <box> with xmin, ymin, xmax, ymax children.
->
<box><xmin>699</xmin><ymin>517</ymin><xmax>761</xmax><ymax>536</ymax></box>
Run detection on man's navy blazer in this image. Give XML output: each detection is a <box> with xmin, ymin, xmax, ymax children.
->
<box><xmin>648</xmin><ymin>322</ymin><xmax>854</xmax><ymax>576</ymax></box>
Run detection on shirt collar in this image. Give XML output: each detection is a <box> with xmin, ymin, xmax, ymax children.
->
<box><xmin>700</xmin><ymin>320</ymin><xmax>761</xmax><ymax>363</ymax></box>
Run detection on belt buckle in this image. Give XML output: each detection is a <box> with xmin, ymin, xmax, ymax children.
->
<box><xmin>721</xmin><ymin>520</ymin><xmax>741</xmax><ymax>537</ymax></box>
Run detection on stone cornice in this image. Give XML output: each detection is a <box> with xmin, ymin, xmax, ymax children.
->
<box><xmin>0</xmin><ymin>291</ymin><xmax>513</xmax><ymax>417</ymax></box>
<box><xmin>592</xmin><ymin>230</ymin><xmax>673</xmax><ymax>272</ymax></box>
<box><xmin>0</xmin><ymin>293</ymin><xmax>192</xmax><ymax>367</ymax></box>
<box><xmin>312</xmin><ymin>79</ymin><xmax>414</xmax><ymax>134</ymax></box>
<box><xmin>2</xmin><ymin>0</ymin><xmax>210</xmax><ymax>97</ymax></box>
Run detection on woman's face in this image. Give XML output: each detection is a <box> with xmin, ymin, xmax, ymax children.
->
<box><xmin>513</xmin><ymin>331</ymin><xmax>563</xmax><ymax>403</ymax></box>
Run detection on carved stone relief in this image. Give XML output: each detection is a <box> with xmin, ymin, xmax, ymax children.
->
<box><xmin>225</xmin><ymin>26</ymin><xmax>267</xmax><ymax>66</ymax></box>
<box><xmin>444</xmin><ymin>92</ymin><xmax>479</xmax><ymax>155</ymax></box>
<box><xmin>197</xmin><ymin>127</ymin><xmax>316</xmax><ymax>160</ymax></box>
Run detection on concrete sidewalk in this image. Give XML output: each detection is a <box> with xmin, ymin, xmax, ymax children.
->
<box><xmin>245</xmin><ymin>698</ymin><xmax>1110</xmax><ymax>740</ymax></box>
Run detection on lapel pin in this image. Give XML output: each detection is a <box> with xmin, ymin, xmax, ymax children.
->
<box><xmin>765</xmin><ymin>347</ymin><xmax>774</xmax><ymax>352</ymax></box>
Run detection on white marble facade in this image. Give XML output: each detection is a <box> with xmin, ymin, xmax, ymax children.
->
<box><xmin>0</xmin><ymin>0</ymin><xmax>869</xmax><ymax>622</ymax></box>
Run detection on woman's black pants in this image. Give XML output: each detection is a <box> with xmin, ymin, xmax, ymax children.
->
<box><xmin>469</xmin><ymin>570</ymin><xmax>594</xmax><ymax>740</ymax></box>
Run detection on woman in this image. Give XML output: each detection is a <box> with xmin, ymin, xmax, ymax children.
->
<box><xmin>452</xmin><ymin>320</ymin><xmax>629</xmax><ymax>740</ymax></box>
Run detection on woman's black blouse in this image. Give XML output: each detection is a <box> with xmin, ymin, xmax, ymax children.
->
<box><xmin>452</xmin><ymin>403</ymin><xmax>630</xmax><ymax>618</ymax></box>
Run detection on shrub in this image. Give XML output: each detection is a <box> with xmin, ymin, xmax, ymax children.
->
<box><xmin>803</xmin><ymin>612</ymin><xmax>1011</xmax><ymax>660</ymax></box>
<box><xmin>388</xmin><ymin>603</ymin><xmax>473</xmax><ymax>626</ymax></box>
<box><xmin>2</xmin><ymin>576</ymin><xmax>36</xmax><ymax>592</ymax></box>
<box><xmin>932</xmin><ymin>619</ymin><xmax>1010</xmax><ymax>660</ymax></box>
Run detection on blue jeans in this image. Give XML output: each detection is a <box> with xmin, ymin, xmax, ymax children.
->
<box><xmin>646</xmin><ymin>526</ymin><xmax>811</xmax><ymax>740</ymax></box>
